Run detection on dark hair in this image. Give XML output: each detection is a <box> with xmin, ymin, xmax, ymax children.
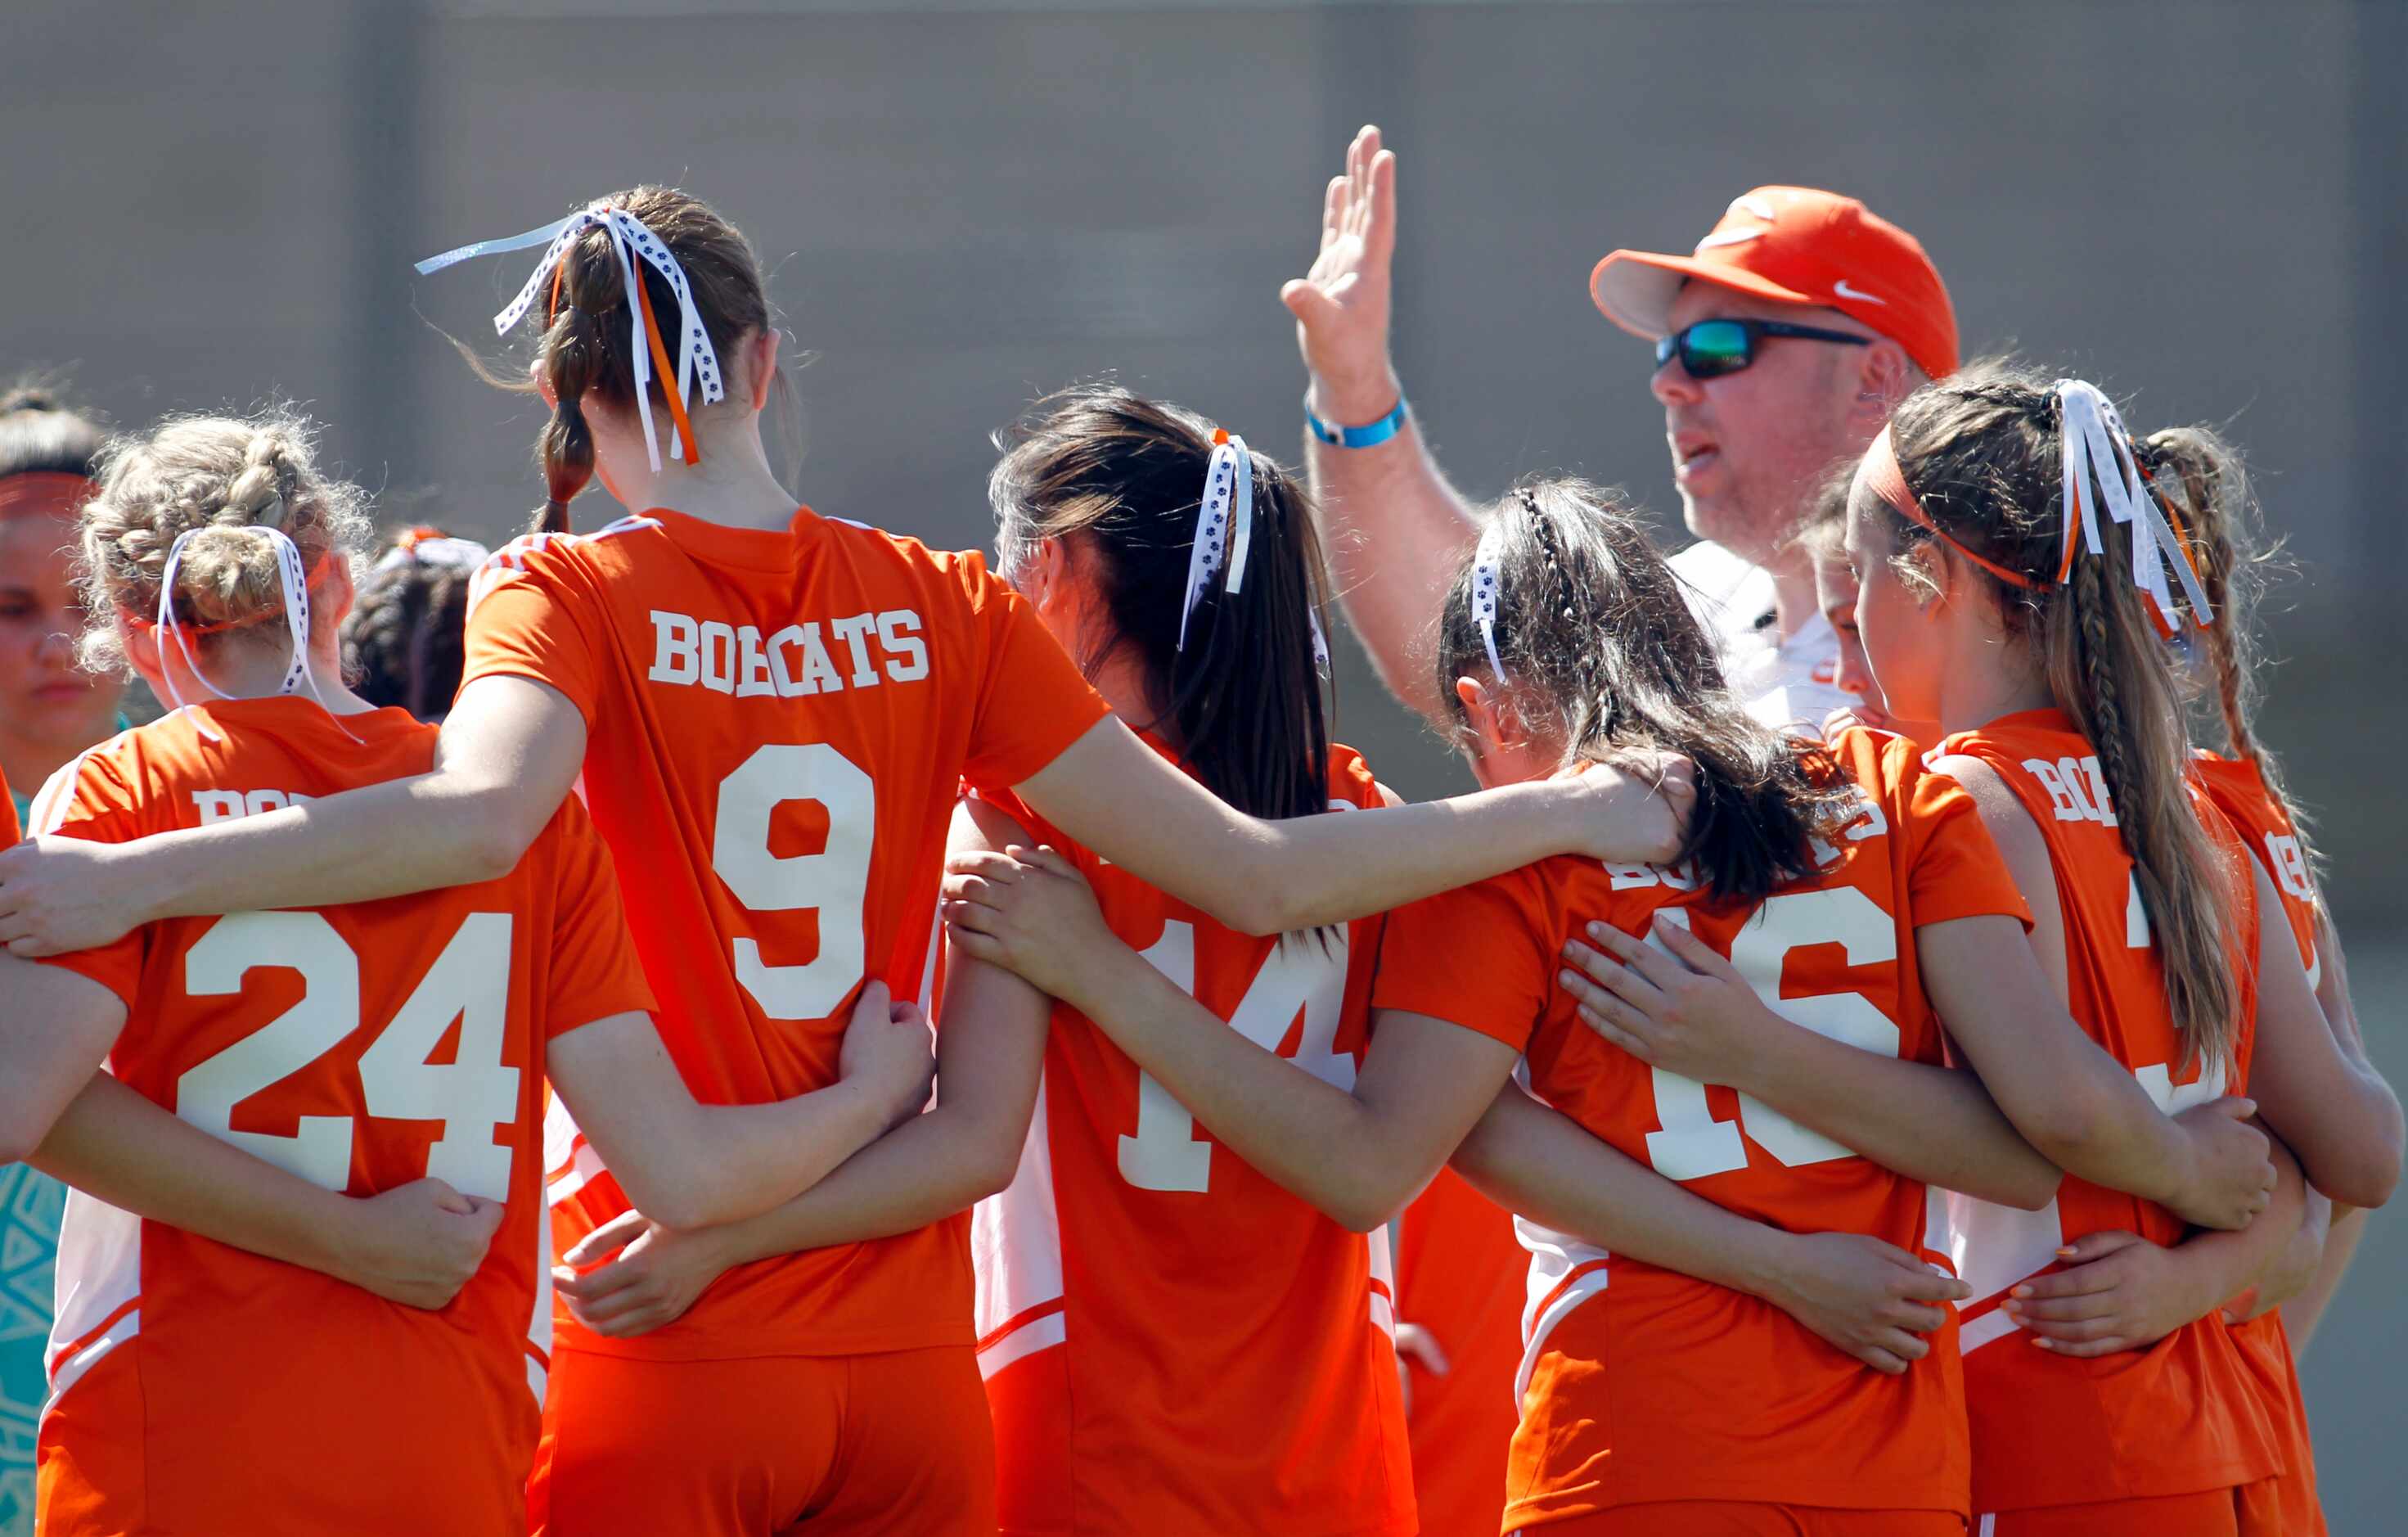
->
<box><xmin>1434</xmin><ymin>478</ymin><xmax>1856</xmax><ymax>904</ymax></box>
<box><xmin>342</xmin><ymin>532</ymin><xmax>476</xmax><ymax>721</ymax></box>
<box><xmin>460</xmin><ymin>187</ymin><xmax>775</xmax><ymax>534</ymax></box>
<box><xmin>988</xmin><ymin>386</ymin><xmax>1333</xmax><ymax>823</ymax></box>
<box><xmin>1865</xmin><ymin>358</ymin><xmax>2242</xmax><ymax>1067</ymax></box>
<box><xmin>1</xmin><ymin>383</ymin><xmax>107</xmax><ymax>481</ymax></box>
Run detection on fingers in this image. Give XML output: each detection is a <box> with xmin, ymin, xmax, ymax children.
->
<box><xmin>465</xmin><ymin>1197</ymin><xmax>506</xmax><ymax>1241</ymax></box>
<box><xmin>1651</xmin><ymin>916</ymin><xmax>1736</xmax><ymax>980</ymax></box>
<box><xmin>1364</xmin><ymin>148</ymin><xmax>1398</xmax><ymax>263</ymax></box>
<box><xmin>2030</xmin><ymin>1332</ymin><xmax>2135</xmax><ymax>1359</ymax></box>
<box><xmin>1321</xmin><ymin>174</ymin><xmax>1345</xmax><ymax>247</ymax></box>
<box><xmin>2005</xmin><ymin>1291</ymin><xmax>2118</xmax><ymax>1325</ymax></box>
<box><xmin>943</xmin><ymin>850</ymin><xmax>1029</xmax><ymax>882</ymax></box>
<box><xmin>944</xmin><ymin>921</ymin><xmax>1010</xmax><ymax>968</ymax></box>
<box><xmin>2025</xmin><ymin>1314</ymin><xmax>2134</xmax><ymax>1353</ymax></box>
<box><xmin>1890</xmin><ymin>1300</ymin><xmax>1949</xmax><ymax>1333</ymax></box>
<box><xmin>1004</xmin><ymin>844</ymin><xmax>1079</xmax><ymax>882</ymax></box>
<box><xmin>562</xmin><ymin>1210</ymin><xmax>650</xmax><ymax>1268</ymax></box>
<box><xmin>1895</xmin><ymin>1267</ymin><xmax>1975</xmax><ymax>1305</ymax></box>
<box><xmin>2213</xmin><ymin>1096</ymin><xmax>2258</xmax><ymax>1121</ymax></box>
<box><xmin>2052</xmin><ymin>1230</ymin><xmax>2145</xmax><ymax>1265</ymax></box>
<box><xmin>1559</xmin><ymin>936</ymin><xmax>1672</xmax><ymax>1015</ymax></box>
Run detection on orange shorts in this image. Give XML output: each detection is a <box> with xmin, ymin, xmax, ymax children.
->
<box><xmin>529</xmin><ymin>1343</ymin><xmax>996</xmax><ymax>1536</ymax></box>
<box><xmin>1976</xmin><ymin>1487</ymin><xmax>2240</xmax><ymax>1536</ymax></box>
<box><xmin>1537</xmin><ymin>1505</ymin><xmax>1962</xmax><ymax>1535</ymax></box>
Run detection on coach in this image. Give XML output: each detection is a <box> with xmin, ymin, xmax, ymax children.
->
<box><xmin>1281</xmin><ymin>125</ymin><xmax>1957</xmax><ymax>732</ymax></box>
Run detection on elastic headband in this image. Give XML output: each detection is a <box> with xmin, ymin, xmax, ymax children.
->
<box><xmin>135</xmin><ymin>527</ymin><xmax>358</xmax><ymax>742</ymax></box>
<box><xmin>0</xmin><ymin>471</ymin><xmax>97</xmax><ymax>519</ymax></box>
<box><xmin>416</xmin><ymin>204</ymin><xmax>727</xmax><ymax>476</ymax></box>
<box><xmin>1857</xmin><ymin>424</ymin><xmax>2046</xmax><ymax>593</ymax></box>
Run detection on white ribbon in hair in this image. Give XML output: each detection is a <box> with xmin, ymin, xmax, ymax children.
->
<box><xmin>415</xmin><ymin>207</ymin><xmax>727</xmax><ymax>474</ymax></box>
<box><xmin>1470</xmin><ymin>515</ymin><xmax>1509</xmax><ymax>682</ymax></box>
<box><xmin>2053</xmin><ymin>379</ymin><xmax>2212</xmax><ymax>631</ymax></box>
<box><xmin>374</xmin><ymin>535</ymin><xmax>491</xmax><ymax>575</ymax></box>
<box><xmin>1176</xmin><ymin>431</ymin><xmax>1256</xmax><ymax>652</ymax></box>
<box><xmin>154</xmin><ymin>525</ymin><xmax>354</xmax><ymax>740</ymax></box>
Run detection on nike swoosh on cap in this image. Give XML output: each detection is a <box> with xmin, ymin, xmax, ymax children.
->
<box><xmin>1833</xmin><ymin>278</ymin><xmax>1887</xmax><ymax>304</ymax></box>
<box><xmin>1696</xmin><ymin>228</ymin><xmax>1763</xmax><ymax>250</ymax></box>
<box><xmin>1731</xmin><ymin>194</ymin><xmax>1779</xmax><ymax>221</ymax></box>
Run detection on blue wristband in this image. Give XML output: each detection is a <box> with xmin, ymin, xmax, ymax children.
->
<box><xmin>1304</xmin><ymin>394</ymin><xmax>1409</xmax><ymax>449</ymax></box>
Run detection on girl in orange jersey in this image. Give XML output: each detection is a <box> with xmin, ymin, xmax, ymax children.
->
<box><xmin>0</xmin><ymin>412</ymin><xmax>936</xmax><ymax>1537</ymax></box>
<box><xmin>0</xmin><ymin>190</ymin><xmax>1686</xmax><ymax>1535</ymax></box>
<box><xmin>947</xmin><ymin>479</ymin><xmax>2289</xmax><ymax>1535</ymax></box>
<box><xmin>1825</xmin><ymin>364</ymin><xmax>2397</xmax><ymax>1535</ymax></box>
<box><xmin>1984</xmin><ymin>430</ymin><xmax>2374</xmax><ymax>1536</ymax></box>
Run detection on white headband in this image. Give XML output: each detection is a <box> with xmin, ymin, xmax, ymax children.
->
<box><xmin>1470</xmin><ymin>515</ymin><xmax>1509</xmax><ymax>682</ymax></box>
<box><xmin>416</xmin><ymin>206</ymin><xmax>727</xmax><ymax>474</ymax></box>
<box><xmin>153</xmin><ymin>525</ymin><xmax>354</xmax><ymax>741</ymax></box>
<box><xmin>2052</xmin><ymin>379</ymin><xmax>2212</xmax><ymax>632</ymax></box>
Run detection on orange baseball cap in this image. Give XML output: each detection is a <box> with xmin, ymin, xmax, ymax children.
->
<box><xmin>1591</xmin><ymin>187</ymin><xmax>1959</xmax><ymax>380</ymax></box>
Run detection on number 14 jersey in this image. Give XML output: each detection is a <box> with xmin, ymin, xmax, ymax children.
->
<box><xmin>464</xmin><ymin>507</ymin><xmax>1108</xmax><ymax>1361</ymax></box>
<box><xmin>1371</xmin><ymin>729</ymin><xmax>2027</xmax><ymax>1526</ymax></box>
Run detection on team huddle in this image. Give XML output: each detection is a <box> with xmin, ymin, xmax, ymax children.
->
<box><xmin>0</xmin><ymin>125</ymin><xmax>2397</xmax><ymax>1537</ymax></box>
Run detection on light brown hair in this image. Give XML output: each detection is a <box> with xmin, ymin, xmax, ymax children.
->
<box><xmin>1868</xmin><ymin>360</ymin><xmax>2244</xmax><ymax>1068</ymax></box>
<box><xmin>77</xmin><ymin>411</ymin><xmax>373</xmax><ymax>674</ymax></box>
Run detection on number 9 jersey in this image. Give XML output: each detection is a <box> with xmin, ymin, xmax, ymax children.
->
<box><xmin>27</xmin><ymin>698</ymin><xmax>655</xmax><ymax>1537</ymax></box>
<box><xmin>1371</xmin><ymin>729</ymin><xmax>2027</xmax><ymax>1529</ymax></box>
<box><xmin>463</xmin><ymin>506</ymin><xmax>1108</xmax><ymax>1361</ymax></box>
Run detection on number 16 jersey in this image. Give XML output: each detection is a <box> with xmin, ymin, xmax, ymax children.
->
<box><xmin>463</xmin><ymin>506</ymin><xmax>1109</xmax><ymax>1361</ymax></box>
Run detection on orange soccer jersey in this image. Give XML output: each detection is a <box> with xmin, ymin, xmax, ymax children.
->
<box><xmin>462</xmin><ymin>507</ymin><xmax>1108</xmax><ymax>1360</ymax></box>
<box><xmin>26</xmin><ymin>700</ymin><xmax>654</xmax><ymax>1537</ymax></box>
<box><xmin>2</xmin><ymin>766</ymin><xmax>19</xmax><ymax>842</ymax></box>
<box><xmin>1934</xmin><ymin>710</ymin><xmax>2280</xmax><ymax>1516</ymax></box>
<box><xmin>1395</xmin><ymin>1166</ymin><xmax>1525</xmax><ymax>1537</ymax></box>
<box><xmin>972</xmin><ymin>746</ymin><xmax>1416</xmax><ymax>1536</ymax></box>
<box><xmin>1373</xmin><ymin>728</ymin><xmax>2017</xmax><ymax>1527</ymax></box>
<box><xmin>2195</xmin><ymin>751</ymin><xmax>2326</xmax><ymax>1536</ymax></box>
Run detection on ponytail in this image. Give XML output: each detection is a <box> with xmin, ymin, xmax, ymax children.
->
<box><xmin>989</xmin><ymin>386</ymin><xmax>1332</xmax><ymax>822</ymax></box>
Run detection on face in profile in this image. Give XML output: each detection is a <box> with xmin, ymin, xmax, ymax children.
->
<box><xmin>1844</xmin><ymin>487</ymin><xmax>1946</xmax><ymax>729</ymax></box>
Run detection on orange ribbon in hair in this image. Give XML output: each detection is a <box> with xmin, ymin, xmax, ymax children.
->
<box><xmin>632</xmin><ymin>261</ymin><xmax>701</xmax><ymax>467</ymax></box>
<box><xmin>119</xmin><ymin>551</ymin><xmax>335</xmax><ymax>637</ymax></box>
<box><xmin>1859</xmin><ymin>425</ymin><xmax>2046</xmax><ymax>593</ymax></box>
<box><xmin>0</xmin><ymin>471</ymin><xmax>98</xmax><ymax>520</ymax></box>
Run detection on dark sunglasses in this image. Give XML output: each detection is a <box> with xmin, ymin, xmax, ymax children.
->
<box><xmin>1654</xmin><ymin>318</ymin><xmax>1871</xmax><ymax>380</ymax></box>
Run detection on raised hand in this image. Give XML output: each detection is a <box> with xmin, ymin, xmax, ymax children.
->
<box><xmin>1282</xmin><ymin>124</ymin><xmax>1402</xmax><ymax>422</ymax></box>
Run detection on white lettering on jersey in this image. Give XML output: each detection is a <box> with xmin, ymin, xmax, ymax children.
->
<box><xmin>2023</xmin><ymin>755</ymin><xmax>2118</xmax><ymax>826</ymax></box>
<box><xmin>192</xmin><ymin>788</ymin><xmax>318</xmax><ymax>823</ymax></box>
<box><xmin>2264</xmin><ymin>832</ymin><xmax>2315</xmax><ymax>904</ymax></box>
<box><xmin>646</xmin><ymin>607</ymin><xmax>929</xmax><ymax>699</ymax></box>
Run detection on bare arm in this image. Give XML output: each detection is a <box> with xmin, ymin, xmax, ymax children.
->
<box><xmin>546</xmin><ymin>988</ymin><xmax>931</xmax><ymax>1234</ymax></box>
<box><xmin>2240</xmin><ymin>855</ymin><xmax>2401</xmax><ymax>1209</ymax></box>
<box><xmin>1454</xmin><ymin>1092</ymin><xmax>1972</xmax><ymax>1375</ymax></box>
<box><xmin>1560</xmin><ymin>914</ymin><xmax>2060</xmax><ymax>1209</ymax></box>
<box><xmin>1283</xmin><ymin>124</ymin><xmax>1485</xmax><ymax>727</ymax></box>
<box><xmin>0</xmin><ymin>957</ymin><xmax>124</xmax><ymax>1162</ymax></box>
<box><xmin>943</xmin><ymin>845</ymin><xmax>1521</xmax><ymax>1232</ymax></box>
<box><xmin>2280</xmin><ymin>911</ymin><xmax>2370</xmax><ymax>1351</ymax></box>
<box><xmin>0</xmin><ymin>676</ymin><xmax>586</xmax><ymax>957</ymax></box>
<box><xmin>549</xmin><ymin>800</ymin><xmax>1054</xmax><ymax>1339</ymax></box>
<box><xmin>1927</xmin><ymin>755</ymin><xmax>2275</xmax><ymax>1226</ymax></box>
<box><xmin>1015</xmin><ymin>717</ymin><xmax>1690</xmax><ymax>937</ymax></box>
<box><xmin>35</xmin><ymin>1075</ymin><xmax>504</xmax><ymax>1309</ymax></box>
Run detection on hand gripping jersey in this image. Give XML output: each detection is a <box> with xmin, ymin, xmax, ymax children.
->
<box><xmin>2194</xmin><ymin>752</ymin><xmax>2326</xmax><ymax>1536</ymax></box>
<box><xmin>1933</xmin><ymin>710</ymin><xmax>2280</xmax><ymax>1513</ymax></box>
<box><xmin>1394</xmin><ymin>1168</ymin><xmax>1524</xmax><ymax>1537</ymax></box>
<box><xmin>26</xmin><ymin>700</ymin><xmax>654</xmax><ymax>1537</ymax></box>
<box><xmin>972</xmin><ymin>745</ymin><xmax>1416</xmax><ymax>1536</ymax></box>
<box><xmin>464</xmin><ymin>507</ymin><xmax>1108</xmax><ymax>1360</ymax></box>
<box><xmin>1374</xmin><ymin>729</ymin><xmax>2015</xmax><ymax>1526</ymax></box>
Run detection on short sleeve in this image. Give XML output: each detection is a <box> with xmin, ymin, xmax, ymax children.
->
<box><xmin>956</xmin><ymin>558</ymin><xmax>1111</xmax><ymax>792</ymax></box>
<box><xmin>29</xmin><ymin>752</ymin><xmax>158</xmax><ymax>1010</ymax></box>
<box><xmin>1905</xmin><ymin>768</ymin><xmax>2034</xmax><ymax>931</ymax></box>
<box><xmin>461</xmin><ymin>544</ymin><xmax>605</xmax><ymax>728</ymax></box>
<box><xmin>536</xmin><ymin>798</ymin><xmax>659</xmax><ymax>1039</ymax></box>
<box><xmin>1370</xmin><ymin>871</ymin><xmax>1554</xmax><ymax>1052</ymax></box>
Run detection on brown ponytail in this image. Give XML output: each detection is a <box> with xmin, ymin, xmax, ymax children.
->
<box><xmin>1434</xmin><ymin>478</ymin><xmax>1857</xmax><ymax>904</ymax></box>
<box><xmin>1871</xmin><ymin>361</ymin><xmax>2244</xmax><ymax>1069</ymax></box>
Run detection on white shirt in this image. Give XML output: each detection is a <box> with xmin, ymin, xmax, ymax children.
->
<box><xmin>1668</xmin><ymin>539</ymin><xmax>1856</xmax><ymax>734</ymax></box>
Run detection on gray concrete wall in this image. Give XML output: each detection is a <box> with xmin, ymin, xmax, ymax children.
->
<box><xmin>6</xmin><ymin>0</ymin><xmax>2399</xmax><ymax>1524</ymax></box>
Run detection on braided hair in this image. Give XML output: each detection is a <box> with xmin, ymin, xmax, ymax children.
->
<box><xmin>76</xmin><ymin>411</ymin><xmax>373</xmax><ymax>674</ymax></box>
<box><xmin>343</xmin><ymin>530</ymin><xmax>479</xmax><ymax>721</ymax></box>
<box><xmin>1869</xmin><ymin>360</ymin><xmax>2244</xmax><ymax>1070</ymax></box>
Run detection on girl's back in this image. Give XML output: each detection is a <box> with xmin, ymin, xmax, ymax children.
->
<box><xmin>31</xmin><ymin>698</ymin><xmax>650</xmax><ymax>1537</ymax></box>
<box><xmin>473</xmin><ymin>505</ymin><xmax>1105</xmax><ymax>1358</ymax></box>
<box><xmin>973</xmin><ymin>740</ymin><xmax>1413</xmax><ymax>1534</ymax></box>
